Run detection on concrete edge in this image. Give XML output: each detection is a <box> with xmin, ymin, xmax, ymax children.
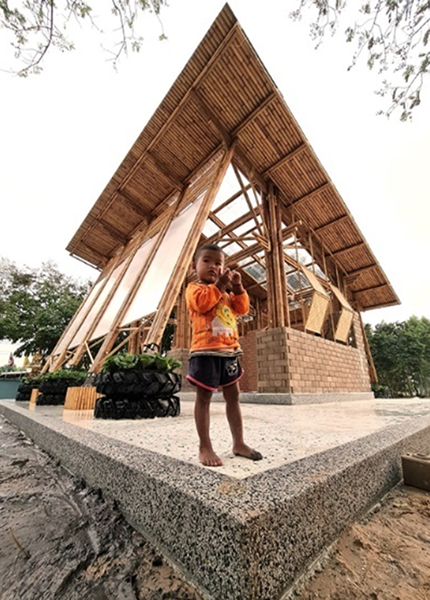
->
<box><xmin>178</xmin><ymin>391</ymin><xmax>375</xmax><ymax>405</ymax></box>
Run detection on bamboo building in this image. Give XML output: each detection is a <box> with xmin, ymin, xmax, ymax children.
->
<box><xmin>46</xmin><ymin>4</ymin><xmax>399</xmax><ymax>402</ymax></box>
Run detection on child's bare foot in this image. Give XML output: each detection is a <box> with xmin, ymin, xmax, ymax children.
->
<box><xmin>199</xmin><ymin>448</ymin><xmax>223</xmax><ymax>467</ymax></box>
<box><xmin>233</xmin><ymin>443</ymin><xmax>263</xmax><ymax>461</ymax></box>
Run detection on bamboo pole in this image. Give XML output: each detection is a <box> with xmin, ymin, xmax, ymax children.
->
<box><xmin>267</xmin><ymin>184</ymin><xmax>285</xmax><ymax>327</ymax></box>
<box><xmin>261</xmin><ymin>190</ymin><xmax>275</xmax><ymax>328</ymax></box>
<box><xmin>205</xmin><ymin>207</ymin><xmax>263</xmax><ymax>245</ymax></box>
<box><xmin>275</xmin><ymin>190</ymin><xmax>290</xmax><ymax>328</ymax></box>
<box><xmin>294</xmin><ymin>231</ymin><xmax>306</xmax><ymax>329</ymax></box>
<box><xmin>128</xmin><ymin>321</ymin><xmax>141</xmax><ymax>354</ymax></box>
<box><xmin>64</xmin><ymin>387</ymin><xmax>99</xmax><ymax>411</ymax></box>
<box><xmin>320</xmin><ymin>241</ymin><xmax>336</xmax><ymax>340</ymax></box>
<box><xmin>30</xmin><ymin>388</ymin><xmax>39</xmax><ymax>405</ymax></box>
<box><xmin>212</xmin><ymin>185</ymin><xmax>252</xmax><ymax>215</ymax></box>
<box><xmin>232</xmin><ymin>164</ymin><xmax>265</xmax><ymax>238</ymax></box>
<box><xmin>173</xmin><ymin>284</ymin><xmax>188</xmax><ymax>349</ymax></box>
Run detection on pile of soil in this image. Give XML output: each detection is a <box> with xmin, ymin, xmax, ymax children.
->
<box><xmin>292</xmin><ymin>485</ymin><xmax>430</xmax><ymax>600</ymax></box>
<box><xmin>0</xmin><ymin>415</ymin><xmax>202</xmax><ymax>600</ymax></box>
<box><xmin>1</xmin><ymin>413</ymin><xmax>430</xmax><ymax>600</ymax></box>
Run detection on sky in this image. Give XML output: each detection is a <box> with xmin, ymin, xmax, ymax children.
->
<box><xmin>1</xmin><ymin>0</ymin><xmax>429</xmax><ymax>365</ymax></box>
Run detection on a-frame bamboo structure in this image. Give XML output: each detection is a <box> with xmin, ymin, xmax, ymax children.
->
<box><xmin>45</xmin><ymin>4</ymin><xmax>398</xmax><ymax>391</ymax></box>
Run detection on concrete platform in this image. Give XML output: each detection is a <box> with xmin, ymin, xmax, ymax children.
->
<box><xmin>1</xmin><ymin>397</ymin><xmax>430</xmax><ymax>600</ymax></box>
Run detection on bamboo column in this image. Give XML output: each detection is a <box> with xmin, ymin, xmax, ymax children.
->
<box><xmin>262</xmin><ymin>183</ymin><xmax>287</xmax><ymax>328</ymax></box>
<box><xmin>64</xmin><ymin>387</ymin><xmax>99</xmax><ymax>410</ymax></box>
<box><xmin>128</xmin><ymin>321</ymin><xmax>141</xmax><ymax>354</ymax></box>
<box><xmin>262</xmin><ymin>190</ymin><xmax>275</xmax><ymax>328</ymax></box>
<box><xmin>173</xmin><ymin>284</ymin><xmax>188</xmax><ymax>349</ymax></box>
<box><xmin>274</xmin><ymin>188</ymin><xmax>290</xmax><ymax>327</ymax></box>
<box><xmin>294</xmin><ymin>232</ymin><xmax>306</xmax><ymax>328</ymax></box>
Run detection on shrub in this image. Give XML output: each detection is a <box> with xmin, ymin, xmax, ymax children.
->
<box><xmin>100</xmin><ymin>352</ymin><xmax>181</xmax><ymax>374</ymax></box>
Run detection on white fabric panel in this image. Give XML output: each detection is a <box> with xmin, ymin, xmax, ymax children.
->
<box><xmin>121</xmin><ymin>196</ymin><xmax>204</xmax><ymax>327</ymax></box>
<box><xmin>56</xmin><ymin>278</ymin><xmax>105</xmax><ymax>354</ymax></box>
<box><xmin>90</xmin><ymin>236</ymin><xmax>159</xmax><ymax>342</ymax></box>
<box><xmin>68</xmin><ymin>263</ymin><xmax>124</xmax><ymax>349</ymax></box>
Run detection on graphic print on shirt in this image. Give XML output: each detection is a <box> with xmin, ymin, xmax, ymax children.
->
<box><xmin>211</xmin><ymin>300</ymin><xmax>237</xmax><ymax>338</ymax></box>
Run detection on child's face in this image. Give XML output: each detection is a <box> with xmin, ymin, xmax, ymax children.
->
<box><xmin>195</xmin><ymin>248</ymin><xmax>224</xmax><ymax>284</ymax></box>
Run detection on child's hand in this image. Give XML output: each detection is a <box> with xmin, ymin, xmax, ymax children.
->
<box><xmin>216</xmin><ymin>268</ymin><xmax>232</xmax><ymax>289</ymax></box>
<box><xmin>231</xmin><ymin>270</ymin><xmax>242</xmax><ymax>285</ymax></box>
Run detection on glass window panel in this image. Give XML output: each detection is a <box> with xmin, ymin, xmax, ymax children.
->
<box><xmin>314</xmin><ymin>264</ymin><xmax>327</xmax><ymax>280</ymax></box>
<box><xmin>217</xmin><ymin>194</ymin><xmax>250</xmax><ymax>225</ymax></box>
<box><xmin>223</xmin><ymin>242</ymin><xmax>242</xmax><ymax>256</ymax></box>
<box><xmin>122</xmin><ymin>194</ymin><xmax>205</xmax><ymax>327</ymax></box>
<box><xmin>286</xmin><ymin>271</ymin><xmax>311</xmax><ymax>291</ymax></box>
<box><xmin>238</xmin><ymin>256</ymin><xmax>253</xmax><ymax>267</ymax></box>
<box><xmin>285</xmin><ymin>248</ymin><xmax>311</xmax><ymax>266</ymax></box>
<box><xmin>233</xmin><ymin>220</ymin><xmax>254</xmax><ymax>236</ymax></box>
<box><xmin>244</xmin><ymin>263</ymin><xmax>266</xmax><ymax>282</ymax></box>
<box><xmin>203</xmin><ymin>219</ymin><xmax>219</xmax><ymax>238</ymax></box>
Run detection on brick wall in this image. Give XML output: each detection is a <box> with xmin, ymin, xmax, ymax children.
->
<box><xmin>286</xmin><ymin>325</ymin><xmax>371</xmax><ymax>394</ymax></box>
<box><xmin>239</xmin><ymin>330</ymin><xmax>257</xmax><ymax>392</ymax></box>
<box><xmin>252</xmin><ymin>315</ymin><xmax>371</xmax><ymax>394</ymax></box>
<box><xmin>171</xmin><ymin>311</ymin><xmax>371</xmax><ymax>395</ymax></box>
<box><xmin>255</xmin><ymin>327</ymin><xmax>291</xmax><ymax>394</ymax></box>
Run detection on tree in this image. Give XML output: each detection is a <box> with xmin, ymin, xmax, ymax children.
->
<box><xmin>366</xmin><ymin>316</ymin><xmax>430</xmax><ymax>397</ymax></box>
<box><xmin>0</xmin><ymin>258</ymin><xmax>92</xmax><ymax>358</ymax></box>
<box><xmin>290</xmin><ymin>1</ymin><xmax>430</xmax><ymax>120</ymax></box>
<box><xmin>1</xmin><ymin>0</ymin><xmax>166</xmax><ymax>76</ymax></box>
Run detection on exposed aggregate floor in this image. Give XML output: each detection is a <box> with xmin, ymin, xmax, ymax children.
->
<box><xmin>17</xmin><ymin>396</ymin><xmax>430</xmax><ymax>479</ymax></box>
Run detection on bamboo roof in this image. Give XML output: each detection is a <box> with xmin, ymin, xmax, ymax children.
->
<box><xmin>67</xmin><ymin>3</ymin><xmax>399</xmax><ymax>312</ymax></box>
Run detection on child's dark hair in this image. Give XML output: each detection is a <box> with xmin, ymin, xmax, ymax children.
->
<box><xmin>193</xmin><ymin>243</ymin><xmax>224</xmax><ymax>262</ymax></box>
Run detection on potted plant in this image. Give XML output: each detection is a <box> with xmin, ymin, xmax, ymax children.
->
<box><xmin>93</xmin><ymin>352</ymin><xmax>181</xmax><ymax>420</ymax></box>
<box><xmin>36</xmin><ymin>369</ymin><xmax>88</xmax><ymax>405</ymax></box>
<box><xmin>15</xmin><ymin>376</ymin><xmax>42</xmax><ymax>401</ymax></box>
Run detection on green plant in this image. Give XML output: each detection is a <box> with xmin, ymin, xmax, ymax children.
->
<box><xmin>39</xmin><ymin>369</ymin><xmax>88</xmax><ymax>385</ymax></box>
<box><xmin>0</xmin><ymin>365</ymin><xmax>20</xmax><ymax>373</ymax></box>
<box><xmin>21</xmin><ymin>375</ymin><xmax>42</xmax><ymax>386</ymax></box>
<box><xmin>101</xmin><ymin>352</ymin><xmax>181</xmax><ymax>374</ymax></box>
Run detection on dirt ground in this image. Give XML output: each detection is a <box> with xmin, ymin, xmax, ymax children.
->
<box><xmin>1</xmin><ymin>414</ymin><xmax>430</xmax><ymax>600</ymax></box>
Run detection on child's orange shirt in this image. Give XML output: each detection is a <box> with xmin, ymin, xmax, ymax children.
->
<box><xmin>185</xmin><ymin>282</ymin><xmax>249</xmax><ymax>353</ymax></box>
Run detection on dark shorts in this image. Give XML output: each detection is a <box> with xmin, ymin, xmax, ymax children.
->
<box><xmin>186</xmin><ymin>355</ymin><xmax>244</xmax><ymax>392</ymax></box>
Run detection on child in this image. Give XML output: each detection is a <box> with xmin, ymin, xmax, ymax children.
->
<box><xmin>186</xmin><ymin>243</ymin><xmax>263</xmax><ymax>467</ymax></box>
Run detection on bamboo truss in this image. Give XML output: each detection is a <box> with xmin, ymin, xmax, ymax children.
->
<box><xmin>47</xmin><ymin>4</ymin><xmax>399</xmax><ymax>373</ymax></box>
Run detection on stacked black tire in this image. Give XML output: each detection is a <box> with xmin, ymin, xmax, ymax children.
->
<box><xmin>37</xmin><ymin>378</ymin><xmax>80</xmax><ymax>406</ymax></box>
<box><xmin>93</xmin><ymin>371</ymin><xmax>181</xmax><ymax>420</ymax></box>
<box><xmin>15</xmin><ymin>380</ymin><xmax>40</xmax><ymax>402</ymax></box>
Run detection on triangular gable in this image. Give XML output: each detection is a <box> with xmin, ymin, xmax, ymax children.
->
<box><xmin>46</xmin><ymin>4</ymin><xmax>400</xmax><ymax>372</ymax></box>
